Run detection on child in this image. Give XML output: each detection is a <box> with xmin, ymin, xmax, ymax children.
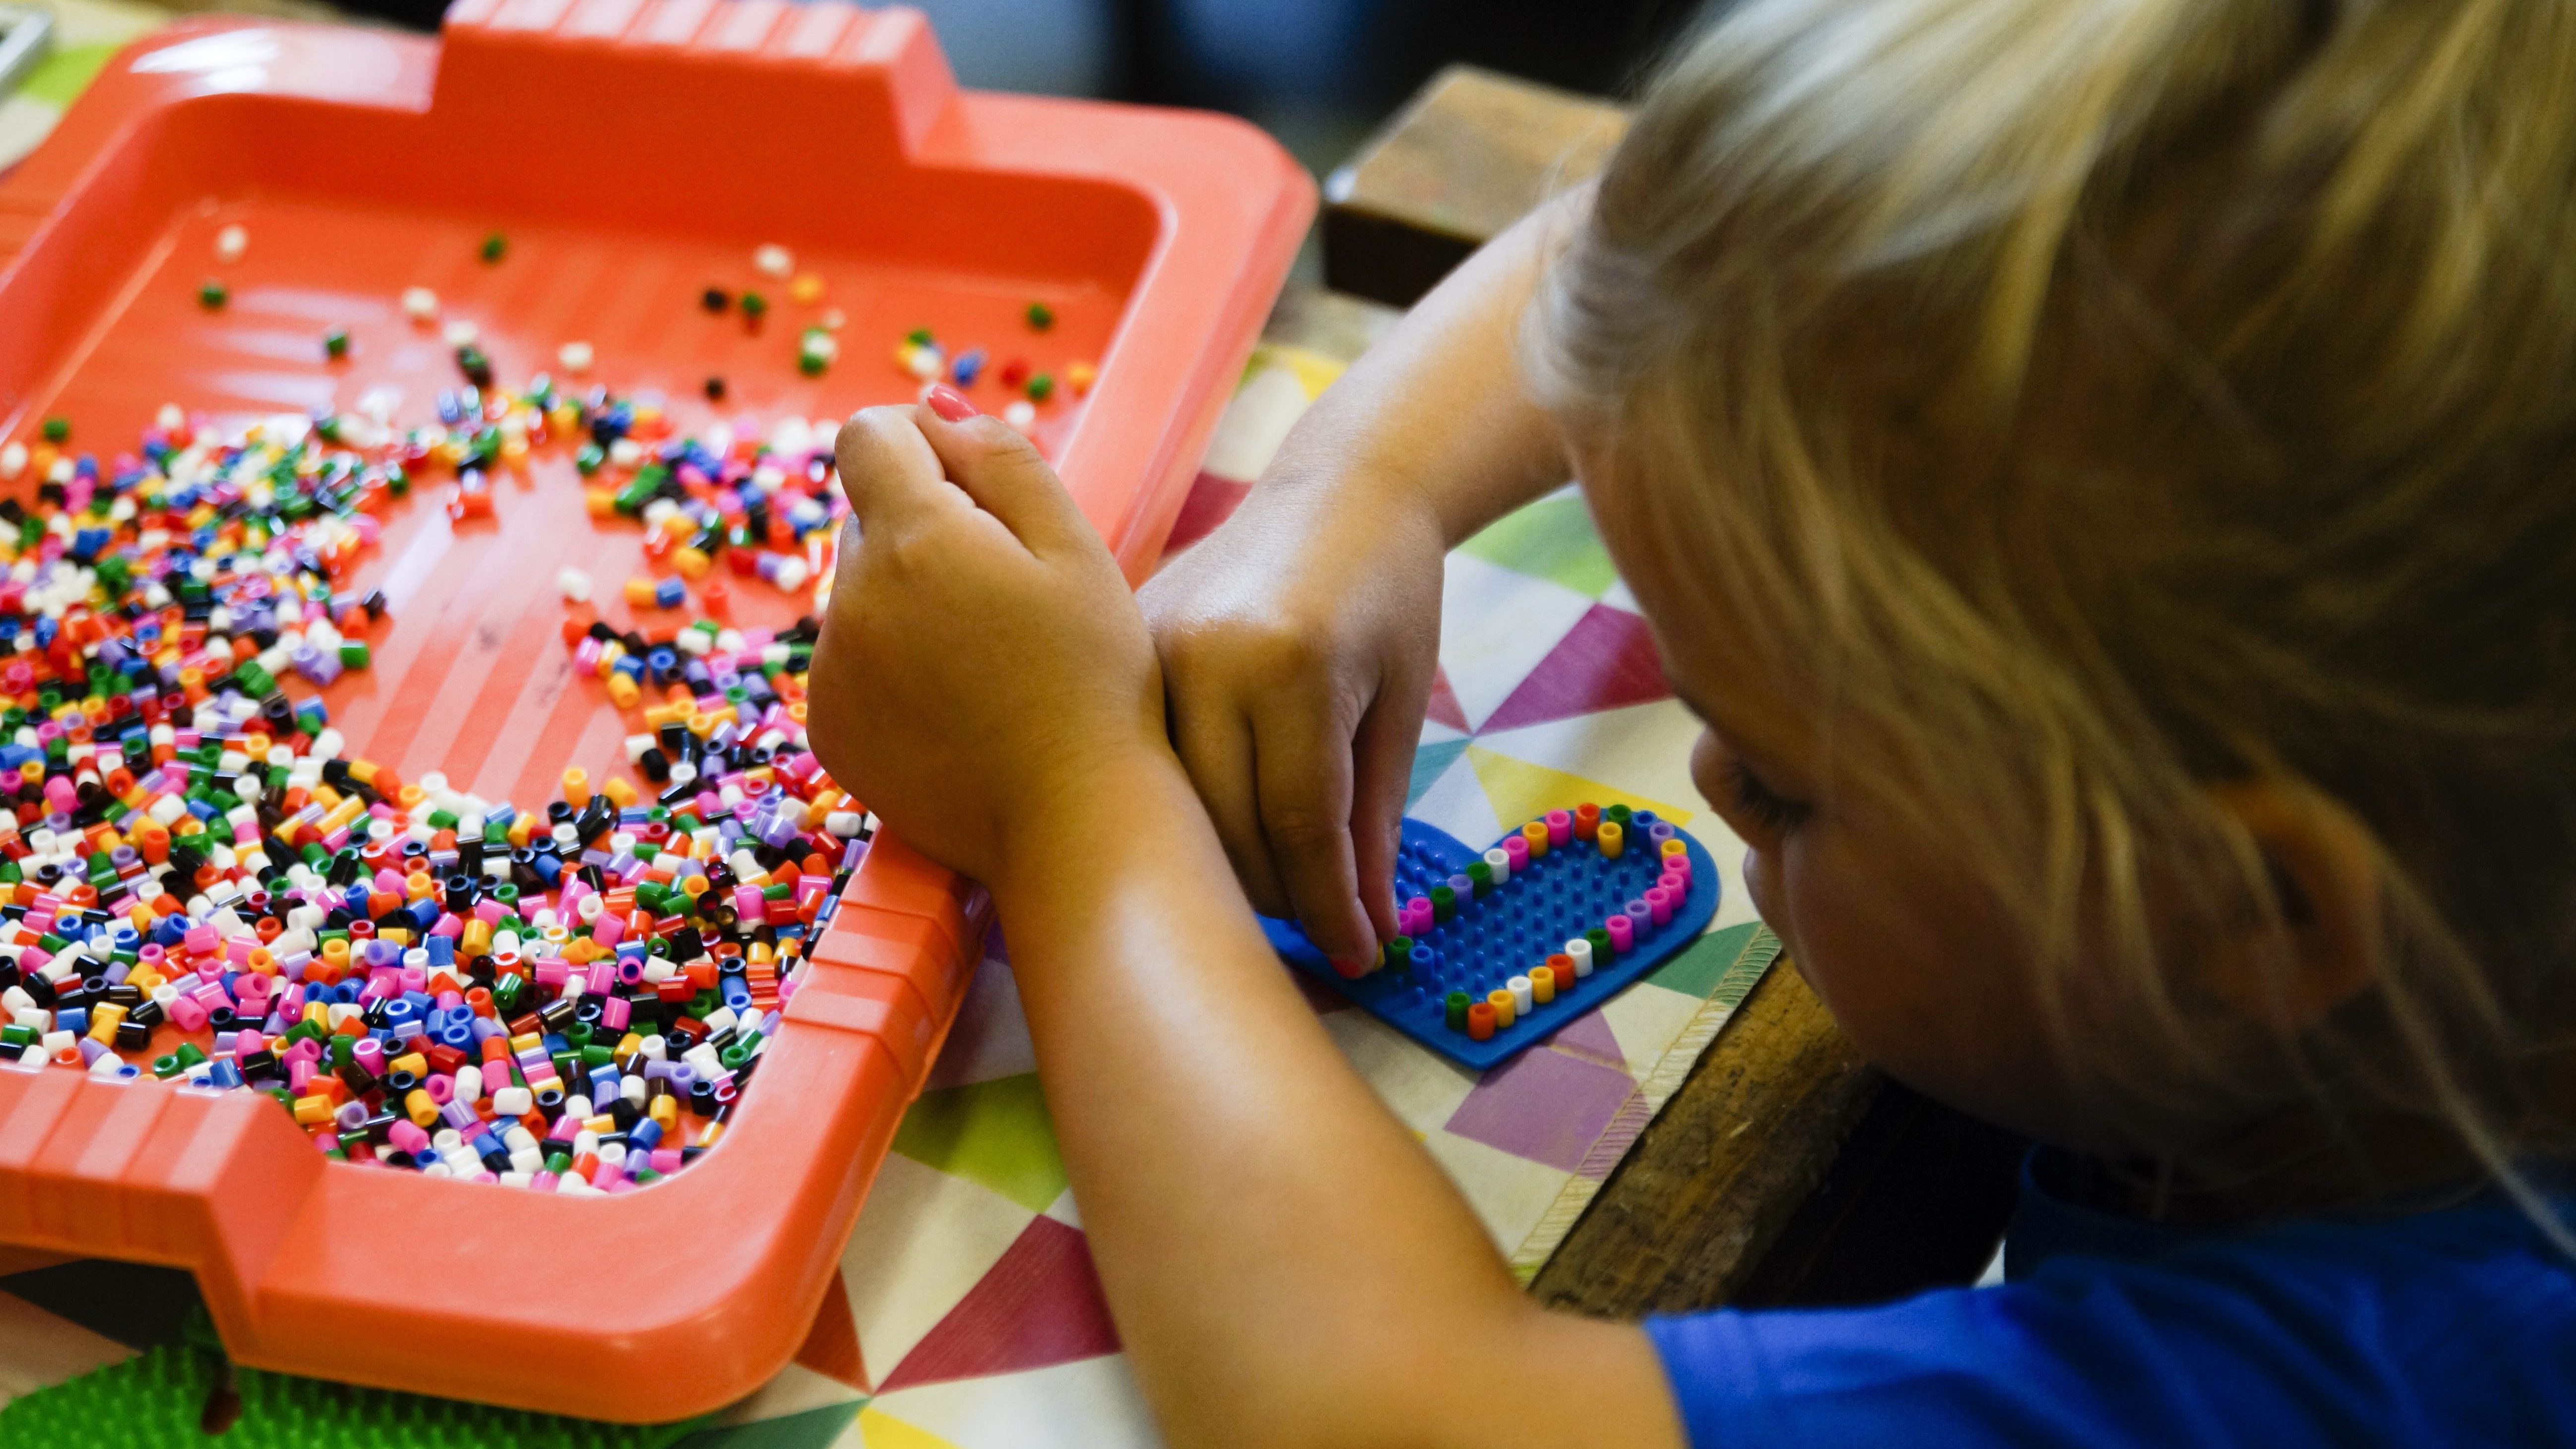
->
<box><xmin>806</xmin><ymin>0</ymin><xmax>2576</xmax><ymax>1443</ymax></box>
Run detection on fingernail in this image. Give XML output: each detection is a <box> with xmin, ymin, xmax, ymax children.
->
<box><xmin>924</xmin><ymin>384</ymin><xmax>978</xmax><ymax>422</ymax></box>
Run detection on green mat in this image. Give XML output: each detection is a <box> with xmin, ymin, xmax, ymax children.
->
<box><xmin>0</xmin><ymin>1310</ymin><xmax>714</xmax><ymax>1449</ymax></box>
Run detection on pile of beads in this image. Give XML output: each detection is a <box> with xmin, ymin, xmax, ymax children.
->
<box><xmin>0</xmin><ymin>406</ymin><xmax>393</xmax><ymax>708</ymax></box>
<box><xmin>0</xmin><ymin>686</ymin><xmax>865</xmax><ymax>1191</ymax></box>
<box><xmin>563</xmin><ymin>403</ymin><xmax>846</xmax><ymax>634</ymax></box>
<box><xmin>0</xmin><ymin>399</ymin><xmax>868</xmax><ymax>1191</ymax></box>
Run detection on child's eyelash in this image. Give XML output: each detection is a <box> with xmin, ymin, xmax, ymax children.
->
<box><xmin>1728</xmin><ymin>760</ymin><xmax>1811</xmax><ymax>832</ymax></box>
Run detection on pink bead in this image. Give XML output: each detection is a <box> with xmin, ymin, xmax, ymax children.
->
<box><xmin>1546</xmin><ymin>810</ymin><xmax>1573</xmax><ymax>847</ymax></box>
<box><xmin>1606</xmin><ymin>914</ymin><xmax>1634</xmax><ymax>954</ymax></box>
<box><xmin>168</xmin><ymin>996</ymin><xmax>207</xmax><ymax>1032</ymax></box>
<box><xmin>1645</xmin><ymin>885</ymin><xmax>1673</xmax><ymax>925</ymax></box>
<box><xmin>1503</xmin><ymin>836</ymin><xmax>1530</xmax><ymax>870</ymax></box>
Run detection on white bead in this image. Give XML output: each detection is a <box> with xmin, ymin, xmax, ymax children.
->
<box><xmin>1002</xmin><ymin>400</ymin><xmax>1036</xmax><ymax>429</ymax></box>
<box><xmin>215</xmin><ymin>224</ymin><xmax>247</xmax><ymax>262</ymax></box>
<box><xmin>558</xmin><ymin>339</ymin><xmax>594</xmax><ymax>374</ymax></box>
<box><xmin>401</xmin><ymin>286</ymin><xmax>439</xmax><ymax>321</ymax></box>
<box><xmin>556</xmin><ymin>567</ymin><xmax>591</xmax><ymax>603</ymax></box>
<box><xmin>441</xmin><ymin>319</ymin><xmax>479</xmax><ymax>348</ymax></box>
<box><xmin>0</xmin><ymin>443</ymin><xmax>22</xmax><ymax>481</ymax></box>
<box><xmin>754</xmin><ymin>243</ymin><xmax>793</xmax><ymax>277</ymax></box>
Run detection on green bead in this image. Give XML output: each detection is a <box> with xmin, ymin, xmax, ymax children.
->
<box><xmin>1026</xmin><ymin>372</ymin><xmax>1054</xmax><ymax>402</ymax></box>
<box><xmin>39</xmin><ymin>415</ymin><xmax>67</xmax><ymax>443</ymax></box>
<box><xmin>338</xmin><ymin>641</ymin><xmax>369</xmax><ymax>669</ymax></box>
<box><xmin>1025</xmin><ymin>301</ymin><xmax>1055</xmax><ymax>331</ymax></box>
<box><xmin>1431</xmin><ymin>884</ymin><xmax>1456</xmax><ymax>923</ymax></box>
<box><xmin>480</xmin><ymin>231</ymin><xmax>507</xmax><ymax>262</ymax></box>
<box><xmin>322</xmin><ymin>326</ymin><xmax>350</xmax><ymax>359</ymax></box>
<box><xmin>1446</xmin><ymin>991</ymin><xmax>1471</xmax><ymax>1031</ymax></box>
<box><xmin>1467</xmin><ymin>859</ymin><xmax>1493</xmax><ymax>896</ymax></box>
<box><xmin>575</xmin><ymin>441</ymin><xmax>605</xmax><ymax>476</ymax></box>
<box><xmin>740</xmin><ymin>291</ymin><xmax>768</xmax><ymax>318</ymax></box>
<box><xmin>197</xmin><ymin>279</ymin><xmax>227</xmax><ymax>309</ymax></box>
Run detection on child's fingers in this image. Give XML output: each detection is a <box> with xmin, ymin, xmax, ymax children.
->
<box><xmin>1169</xmin><ymin>699</ymin><xmax>1296</xmax><ymax>920</ymax></box>
<box><xmin>914</xmin><ymin>408</ymin><xmax>1096</xmax><ymax>558</ymax></box>
<box><xmin>1347</xmin><ymin>676</ymin><xmax>1428</xmax><ymax>945</ymax></box>
<box><xmin>1252</xmin><ymin>699</ymin><xmax>1376</xmax><ymax>968</ymax></box>
<box><xmin>836</xmin><ymin>406</ymin><xmax>960</xmax><ymax>537</ymax></box>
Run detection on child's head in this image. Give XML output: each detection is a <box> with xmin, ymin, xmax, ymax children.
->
<box><xmin>1534</xmin><ymin>0</ymin><xmax>2576</xmax><ymax>1216</ymax></box>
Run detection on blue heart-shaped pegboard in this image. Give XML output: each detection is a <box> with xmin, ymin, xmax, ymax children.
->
<box><xmin>1262</xmin><ymin>806</ymin><xmax>1719</xmax><ymax>1070</ymax></box>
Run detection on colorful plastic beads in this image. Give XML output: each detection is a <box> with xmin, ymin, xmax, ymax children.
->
<box><xmin>0</xmin><ymin>398</ymin><xmax>870</xmax><ymax>1194</ymax></box>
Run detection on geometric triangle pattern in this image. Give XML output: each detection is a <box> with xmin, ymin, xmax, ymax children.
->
<box><xmin>1463</xmin><ymin>744</ymin><xmax>1693</xmax><ymax>832</ymax></box>
<box><xmin>1454</xmin><ymin>489</ymin><xmax>1619</xmax><ymax>599</ymax></box>
<box><xmin>1477</xmin><ymin>602</ymin><xmax>1670</xmax><ymax>734</ymax></box>
<box><xmin>891</xmin><ymin>1074</ymin><xmax>1072</xmax><ymax>1214</ymax></box>
<box><xmin>855</xmin><ymin>1405</ymin><xmax>969</xmax><ymax>1448</ymax></box>
<box><xmin>1406</xmin><ymin>736</ymin><xmax>1470</xmax><ymax>807</ymax></box>
<box><xmin>877</xmin><ymin>1216</ymin><xmax>1120</xmax><ymax>1393</ymax></box>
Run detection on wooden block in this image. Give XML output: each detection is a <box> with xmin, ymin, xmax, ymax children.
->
<box><xmin>1325</xmin><ymin>64</ymin><xmax>1629</xmax><ymax>308</ymax></box>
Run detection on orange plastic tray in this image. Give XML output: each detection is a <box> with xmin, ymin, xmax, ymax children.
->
<box><xmin>0</xmin><ymin>3</ymin><xmax>1310</xmax><ymax>1420</ymax></box>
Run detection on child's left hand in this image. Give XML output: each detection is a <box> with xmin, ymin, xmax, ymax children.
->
<box><xmin>806</xmin><ymin>395</ymin><xmax>1169</xmax><ymax>889</ymax></box>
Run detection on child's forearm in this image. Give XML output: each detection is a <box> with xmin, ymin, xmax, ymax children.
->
<box><xmin>1251</xmin><ymin>188</ymin><xmax>1589</xmax><ymax>548</ymax></box>
<box><xmin>990</xmin><ymin>752</ymin><xmax>1680</xmax><ymax>1449</ymax></box>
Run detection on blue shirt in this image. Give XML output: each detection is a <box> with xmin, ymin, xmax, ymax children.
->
<box><xmin>1648</xmin><ymin>1156</ymin><xmax>2576</xmax><ymax>1447</ymax></box>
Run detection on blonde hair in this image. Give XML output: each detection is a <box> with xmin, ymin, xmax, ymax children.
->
<box><xmin>1536</xmin><ymin>0</ymin><xmax>2576</xmax><ymax>1229</ymax></box>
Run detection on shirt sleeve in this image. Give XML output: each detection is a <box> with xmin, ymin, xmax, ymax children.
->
<box><xmin>1643</xmin><ymin>1255</ymin><xmax>2439</xmax><ymax>1449</ymax></box>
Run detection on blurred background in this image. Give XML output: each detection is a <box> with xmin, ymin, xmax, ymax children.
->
<box><xmin>336</xmin><ymin>0</ymin><xmax>1708</xmax><ymax>176</ymax></box>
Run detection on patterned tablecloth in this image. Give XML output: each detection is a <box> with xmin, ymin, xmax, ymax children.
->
<box><xmin>0</xmin><ymin>41</ymin><xmax>1775</xmax><ymax>1438</ymax></box>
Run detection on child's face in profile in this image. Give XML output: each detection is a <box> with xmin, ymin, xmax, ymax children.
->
<box><xmin>1583</xmin><ymin>461</ymin><xmax>2111</xmax><ymax>1153</ymax></box>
